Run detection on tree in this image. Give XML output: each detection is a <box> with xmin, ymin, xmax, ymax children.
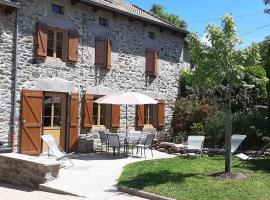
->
<box><xmin>186</xmin><ymin>14</ymin><xmax>262</xmax><ymax>173</ymax></box>
<box><xmin>150</xmin><ymin>4</ymin><xmax>187</xmax><ymax>29</ymax></box>
<box><xmin>259</xmin><ymin>36</ymin><xmax>270</xmax><ymax>120</ymax></box>
<box><xmin>264</xmin><ymin>0</ymin><xmax>270</xmax><ymax>14</ymax></box>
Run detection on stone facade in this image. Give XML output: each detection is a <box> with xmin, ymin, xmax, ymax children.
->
<box><xmin>0</xmin><ymin>6</ymin><xmax>15</xmax><ymax>144</ymax></box>
<box><xmin>0</xmin><ymin>0</ymin><xmax>190</xmax><ymax>151</ymax></box>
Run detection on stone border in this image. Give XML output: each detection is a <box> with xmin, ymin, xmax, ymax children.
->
<box><xmin>39</xmin><ymin>184</ymin><xmax>84</xmax><ymax>197</ymax></box>
<box><xmin>118</xmin><ymin>186</ymin><xmax>176</xmax><ymax>200</ymax></box>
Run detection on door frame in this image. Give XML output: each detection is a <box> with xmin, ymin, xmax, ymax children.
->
<box><xmin>42</xmin><ymin>91</ymin><xmax>68</xmax><ymax>152</ymax></box>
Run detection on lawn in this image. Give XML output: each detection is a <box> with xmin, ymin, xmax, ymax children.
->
<box><xmin>118</xmin><ymin>156</ymin><xmax>270</xmax><ymax>200</ymax></box>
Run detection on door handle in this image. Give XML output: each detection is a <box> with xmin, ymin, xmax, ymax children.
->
<box><xmin>22</xmin><ymin>119</ymin><xmax>26</xmax><ymax>124</ymax></box>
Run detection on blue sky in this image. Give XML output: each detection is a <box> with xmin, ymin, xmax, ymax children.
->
<box><xmin>128</xmin><ymin>0</ymin><xmax>270</xmax><ymax>48</ymax></box>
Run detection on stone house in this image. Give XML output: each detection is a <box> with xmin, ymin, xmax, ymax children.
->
<box><xmin>0</xmin><ymin>0</ymin><xmax>190</xmax><ymax>155</ymax></box>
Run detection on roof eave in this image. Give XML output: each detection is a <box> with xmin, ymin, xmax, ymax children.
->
<box><xmin>79</xmin><ymin>0</ymin><xmax>189</xmax><ymax>36</ymax></box>
<box><xmin>0</xmin><ymin>0</ymin><xmax>20</xmax><ymax>8</ymax></box>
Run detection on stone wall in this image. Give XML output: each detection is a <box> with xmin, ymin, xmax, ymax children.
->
<box><xmin>0</xmin><ymin>153</ymin><xmax>60</xmax><ymax>188</ymax></box>
<box><xmin>0</xmin><ymin>7</ymin><xmax>15</xmax><ymax>144</ymax></box>
<box><xmin>0</xmin><ymin>0</ymin><xmax>190</xmax><ymax>149</ymax></box>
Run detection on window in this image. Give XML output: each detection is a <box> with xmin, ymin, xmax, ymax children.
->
<box><xmin>47</xmin><ymin>27</ymin><xmax>65</xmax><ymax>59</ymax></box>
<box><xmin>93</xmin><ymin>96</ymin><xmax>107</xmax><ymax>127</ymax></box>
<box><xmin>144</xmin><ymin>104</ymin><xmax>154</xmax><ymax>126</ymax></box>
<box><xmin>52</xmin><ymin>4</ymin><xmax>64</xmax><ymax>15</ymax></box>
<box><xmin>148</xmin><ymin>31</ymin><xmax>155</xmax><ymax>39</ymax></box>
<box><xmin>99</xmin><ymin>17</ymin><xmax>109</xmax><ymax>27</ymax></box>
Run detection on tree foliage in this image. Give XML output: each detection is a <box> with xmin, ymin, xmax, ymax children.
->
<box><xmin>150</xmin><ymin>4</ymin><xmax>187</xmax><ymax>29</ymax></box>
<box><xmin>264</xmin><ymin>0</ymin><xmax>270</xmax><ymax>14</ymax></box>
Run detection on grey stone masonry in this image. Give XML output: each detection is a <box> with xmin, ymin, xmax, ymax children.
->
<box><xmin>0</xmin><ymin>0</ymin><xmax>190</xmax><ymax>149</ymax></box>
<box><xmin>0</xmin><ymin>153</ymin><xmax>60</xmax><ymax>188</ymax></box>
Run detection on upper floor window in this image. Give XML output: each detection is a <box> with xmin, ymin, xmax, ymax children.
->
<box><xmin>145</xmin><ymin>49</ymin><xmax>158</xmax><ymax>77</ymax></box>
<box><xmin>95</xmin><ymin>38</ymin><xmax>112</xmax><ymax>69</ymax></box>
<box><xmin>47</xmin><ymin>27</ymin><xmax>65</xmax><ymax>59</ymax></box>
<box><xmin>99</xmin><ymin>17</ymin><xmax>109</xmax><ymax>27</ymax></box>
<box><xmin>52</xmin><ymin>4</ymin><xmax>64</xmax><ymax>15</ymax></box>
<box><xmin>148</xmin><ymin>31</ymin><xmax>155</xmax><ymax>39</ymax></box>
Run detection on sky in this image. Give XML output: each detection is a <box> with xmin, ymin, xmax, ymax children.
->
<box><xmin>128</xmin><ymin>0</ymin><xmax>270</xmax><ymax>49</ymax></box>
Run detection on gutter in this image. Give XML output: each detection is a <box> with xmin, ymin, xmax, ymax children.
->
<box><xmin>78</xmin><ymin>0</ymin><xmax>189</xmax><ymax>36</ymax></box>
<box><xmin>10</xmin><ymin>5</ymin><xmax>19</xmax><ymax>152</ymax></box>
<box><xmin>0</xmin><ymin>0</ymin><xmax>19</xmax><ymax>8</ymax></box>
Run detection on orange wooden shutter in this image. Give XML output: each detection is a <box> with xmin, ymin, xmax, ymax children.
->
<box><xmin>157</xmin><ymin>100</ymin><xmax>165</xmax><ymax>128</ymax></box>
<box><xmin>36</xmin><ymin>22</ymin><xmax>48</xmax><ymax>58</ymax></box>
<box><xmin>145</xmin><ymin>49</ymin><xmax>153</xmax><ymax>75</ymax></box>
<box><xmin>95</xmin><ymin>39</ymin><xmax>106</xmax><ymax>67</ymax></box>
<box><xmin>111</xmin><ymin>105</ymin><xmax>120</xmax><ymax>128</ymax></box>
<box><xmin>84</xmin><ymin>94</ymin><xmax>93</xmax><ymax>128</ymax></box>
<box><xmin>20</xmin><ymin>90</ymin><xmax>43</xmax><ymax>155</ymax></box>
<box><xmin>106</xmin><ymin>38</ymin><xmax>112</xmax><ymax>69</ymax></box>
<box><xmin>136</xmin><ymin>105</ymin><xmax>144</xmax><ymax>128</ymax></box>
<box><xmin>153</xmin><ymin>49</ymin><xmax>158</xmax><ymax>77</ymax></box>
<box><xmin>69</xmin><ymin>93</ymin><xmax>79</xmax><ymax>152</ymax></box>
<box><xmin>68</xmin><ymin>30</ymin><xmax>79</xmax><ymax>63</ymax></box>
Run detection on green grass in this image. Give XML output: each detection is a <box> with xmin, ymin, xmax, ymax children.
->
<box><xmin>118</xmin><ymin>157</ymin><xmax>270</xmax><ymax>200</ymax></box>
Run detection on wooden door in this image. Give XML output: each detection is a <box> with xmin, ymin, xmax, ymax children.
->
<box><xmin>20</xmin><ymin>90</ymin><xmax>43</xmax><ymax>155</ymax></box>
<box><xmin>42</xmin><ymin>92</ymin><xmax>67</xmax><ymax>152</ymax></box>
<box><xmin>68</xmin><ymin>93</ymin><xmax>79</xmax><ymax>153</ymax></box>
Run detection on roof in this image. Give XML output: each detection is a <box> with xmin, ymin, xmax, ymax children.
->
<box><xmin>0</xmin><ymin>0</ymin><xmax>19</xmax><ymax>8</ymax></box>
<box><xmin>80</xmin><ymin>0</ymin><xmax>188</xmax><ymax>35</ymax></box>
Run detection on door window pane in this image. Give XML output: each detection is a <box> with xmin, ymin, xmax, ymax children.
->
<box><xmin>53</xmin><ymin>117</ymin><xmax>61</xmax><ymax>127</ymax></box>
<box><xmin>44</xmin><ymin>117</ymin><xmax>51</xmax><ymax>127</ymax></box>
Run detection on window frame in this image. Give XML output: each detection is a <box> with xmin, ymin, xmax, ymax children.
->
<box><xmin>99</xmin><ymin>17</ymin><xmax>109</xmax><ymax>27</ymax></box>
<box><xmin>47</xmin><ymin>26</ymin><xmax>66</xmax><ymax>60</ymax></box>
<box><xmin>92</xmin><ymin>96</ymin><xmax>107</xmax><ymax>128</ymax></box>
<box><xmin>148</xmin><ymin>31</ymin><xmax>156</xmax><ymax>39</ymax></box>
<box><xmin>51</xmin><ymin>3</ymin><xmax>64</xmax><ymax>15</ymax></box>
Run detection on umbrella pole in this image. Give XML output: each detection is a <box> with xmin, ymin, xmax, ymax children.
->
<box><xmin>126</xmin><ymin>104</ymin><xmax>128</xmax><ymax>137</ymax></box>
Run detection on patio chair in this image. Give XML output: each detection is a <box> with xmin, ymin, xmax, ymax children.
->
<box><xmin>186</xmin><ymin>136</ymin><xmax>205</xmax><ymax>156</ymax></box>
<box><xmin>231</xmin><ymin>134</ymin><xmax>247</xmax><ymax>155</ymax></box>
<box><xmin>126</xmin><ymin>131</ymin><xmax>142</xmax><ymax>156</ymax></box>
<box><xmin>235</xmin><ymin>140</ymin><xmax>270</xmax><ymax>161</ymax></box>
<box><xmin>106</xmin><ymin>134</ymin><xmax>126</xmax><ymax>156</ymax></box>
<box><xmin>135</xmin><ymin>133</ymin><xmax>155</xmax><ymax>158</ymax></box>
<box><xmin>98</xmin><ymin>131</ymin><xmax>108</xmax><ymax>153</ymax></box>
<box><xmin>41</xmin><ymin>134</ymin><xmax>73</xmax><ymax>167</ymax></box>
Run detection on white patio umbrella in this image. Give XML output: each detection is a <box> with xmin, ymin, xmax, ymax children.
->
<box><xmin>94</xmin><ymin>92</ymin><xmax>158</xmax><ymax>136</ymax></box>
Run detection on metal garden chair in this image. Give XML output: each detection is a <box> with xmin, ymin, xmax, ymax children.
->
<box><xmin>135</xmin><ymin>133</ymin><xmax>155</xmax><ymax>158</ymax></box>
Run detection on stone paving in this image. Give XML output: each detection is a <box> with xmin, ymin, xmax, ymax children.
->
<box><xmin>0</xmin><ymin>182</ymin><xmax>86</xmax><ymax>200</ymax></box>
<box><xmin>40</xmin><ymin>150</ymin><xmax>175</xmax><ymax>200</ymax></box>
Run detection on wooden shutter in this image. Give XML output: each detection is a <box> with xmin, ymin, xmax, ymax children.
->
<box><xmin>68</xmin><ymin>30</ymin><xmax>79</xmax><ymax>63</ymax></box>
<box><xmin>95</xmin><ymin>39</ymin><xmax>106</xmax><ymax>67</ymax></box>
<box><xmin>20</xmin><ymin>90</ymin><xmax>43</xmax><ymax>155</ymax></box>
<box><xmin>145</xmin><ymin>49</ymin><xmax>158</xmax><ymax>77</ymax></box>
<box><xmin>84</xmin><ymin>94</ymin><xmax>93</xmax><ymax>128</ymax></box>
<box><xmin>136</xmin><ymin>105</ymin><xmax>144</xmax><ymax>128</ymax></box>
<box><xmin>111</xmin><ymin>105</ymin><xmax>120</xmax><ymax>128</ymax></box>
<box><xmin>157</xmin><ymin>100</ymin><xmax>165</xmax><ymax>128</ymax></box>
<box><xmin>106</xmin><ymin>38</ymin><xmax>112</xmax><ymax>69</ymax></box>
<box><xmin>68</xmin><ymin>93</ymin><xmax>79</xmax><ymax>153</ymax></box>
<box><xmin>36</xmin><ymin>22</ymin><xmax>48</xmax><ymax>58</ymax></box>
<box><xmin>153</xmin><ymin>49</ymin><xmax>158</xmax><ymax>77</ymax></box>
